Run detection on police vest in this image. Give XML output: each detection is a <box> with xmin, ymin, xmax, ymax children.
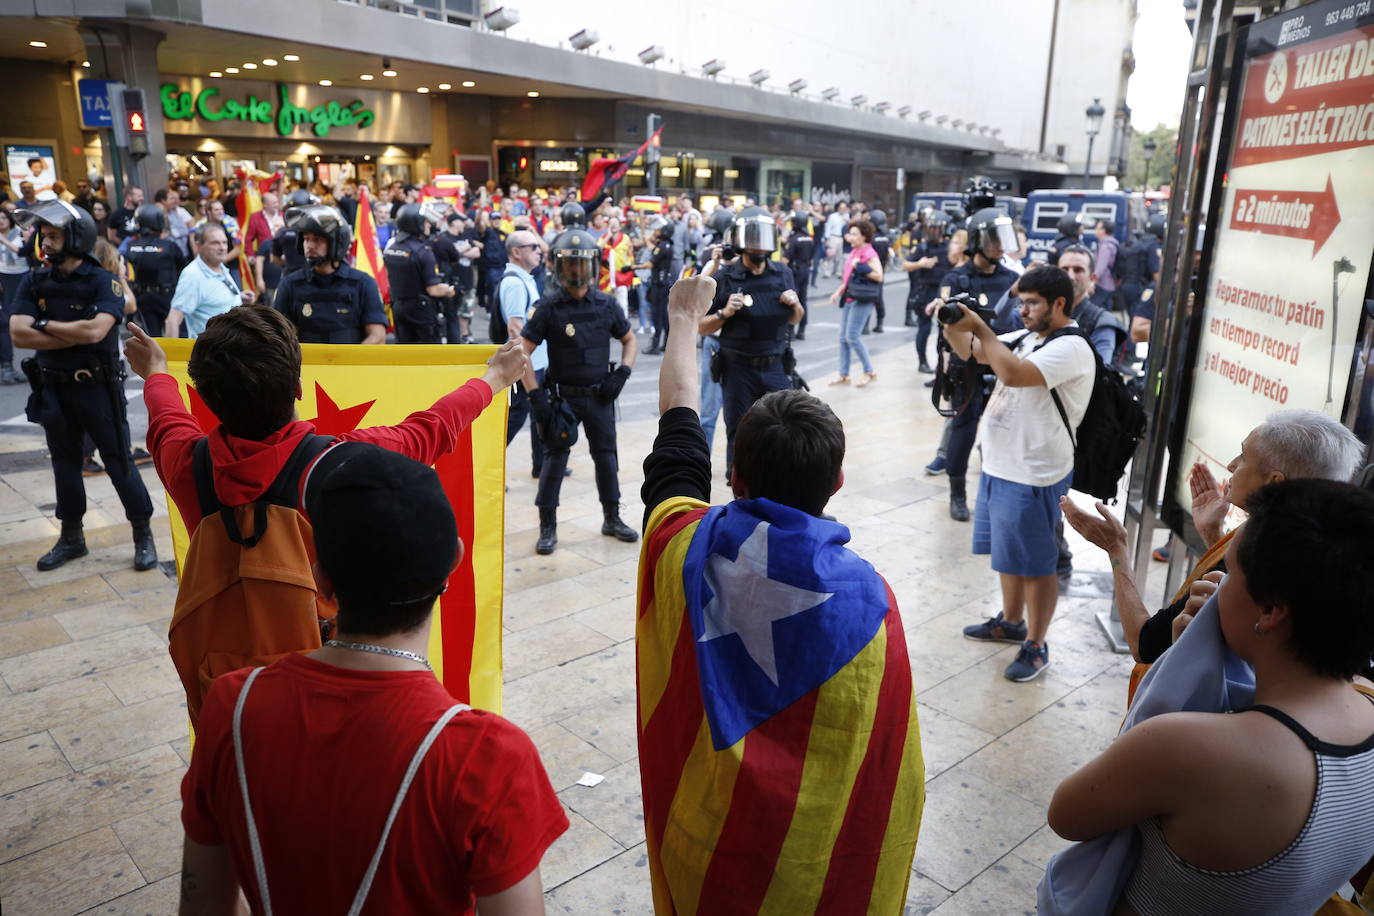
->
<box><xmin>383</xmin><ymin>237</ymin><xmax>428</xmax><ymax>303</ymax></box>
<box><xmin>872</xmin><ymin>234</ymin><xmax>892</xmax><ymax>264</ymax></box>
<box><xmin>125</xmin><ymin>238</ymin><xmax>180</xmax><ymax>313</ymax></box>
<box><xmin>542</xmin><ymin>290</ymin><xmax>619</xmax><ymax>385</ymax></box>
<box><xmin>30</xmin><ymin>262</ymin><xmax>121</xmax><ymax>368</ymax></box>
<box><xmin>913</xmin><ymin>240</ymin><xmax>950</xmax><ymax>286</ymax></box>
<box><xmin>941</xmin><ymin>261</ymin><xmax>1018</xmax><ymax>310</ymax></box>
<box><xmin>716</xmin><ymin>262</ymin><xmax>792</xmax><ymax>357</ymax></box>
<box><xmin>1116</xmin><ymin>238</ymin><xmax>1152</xmax><ymax>285</ymax></box>
<box><xmin>283</xmin><ymin>269</ymin><xmax>367</xmax><ymax>344</ymax></box>
<box><xmin>789</xmin><ymin>235</ymin><xmax>815</xmax><ymax>264</ymax></box>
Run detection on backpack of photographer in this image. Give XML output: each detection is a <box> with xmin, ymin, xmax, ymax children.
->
<box><xmin>1032</xmin><ymin>327</ymin><xmax>1147</xmax><ymax>503</ymax></box>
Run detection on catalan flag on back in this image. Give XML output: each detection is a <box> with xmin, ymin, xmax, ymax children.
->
<box><xmin>161</xmin><ymin>340</ymin><xmax>507</xmax><ymax>711</ymax></box>
<box><xmin>636</xmin><ymin>495</ymin><xmax>923</xmax><ymax>915</ymax></box>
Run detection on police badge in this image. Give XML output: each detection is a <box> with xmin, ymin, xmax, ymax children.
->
<box><xmin>303</xmin><ymin>303</ymin><xmax>314</xmax><ymax>318</ymax></box>
<box><xmin>565</xmin><ymin>322</ymin><xmax>576</xmax><ymax>337</ymax></box>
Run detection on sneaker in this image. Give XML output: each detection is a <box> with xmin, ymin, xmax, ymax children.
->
<box><xmin>1005</xmin><ymin>640</ymin><xmax>1051</xmax><ymax>682</ymax></box>
<box><xmin>1152</xmin><ymin>544</ymin><xmax>1170</xmax><ymax>563</ymax></box>
<box><xmin>924</xmin><ymin>455</ymin><xmax>947</xmax><ymax>476</ymax></box>
<box><xmin>131</xmin><ymin>447</ymin><xmax>154</xmax><ymax>467</ymax></box>
<box><xmin>963</xmin><ymin>613</ymin><xmax>1028</xmax><ymax>644</ymax></box>
<box><xmin>81</xmin><ymin>457</ymin><xmax>105</xmax><ymax>476</ymax></box>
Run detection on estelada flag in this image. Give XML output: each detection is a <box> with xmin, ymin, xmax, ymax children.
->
<box><xmin>581</xmin><ymin>125</ymin><xmax>664</xmax><ymax>202</ymax></box>
<box><xmin>160</xmin><ymin>341</ymin><xmax>508</xmax><ymax>711</ymax></box>
<box><xmin>636</xmin><ymin>496</ymin><xmax>923</xmax><ymax>914</ymax></box>
<box><xmin>352</xmin><ymin>184</ymin><xmax>389</xmax><ymax>304</ymax></box>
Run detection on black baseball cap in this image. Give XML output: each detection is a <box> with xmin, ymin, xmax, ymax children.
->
<box><xmin>303</xmin><ymin>443</ymin><xmax>459</xmax><ymax>606</ymax></box>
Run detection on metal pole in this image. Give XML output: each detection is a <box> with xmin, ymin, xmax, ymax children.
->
<box><xmin>1083</xmin><ymin>135</ymin><xmax>1095</xmax><ymax>185</ymax></box>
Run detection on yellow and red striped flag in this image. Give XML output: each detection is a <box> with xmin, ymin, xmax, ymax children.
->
<box><xmin>352</xmin><ymin>184</ymin><xmax>389</xmax><ymax>304</ymax></box>
<box><xmin>160</xmin><ymin>340</ymin><xmax>508</xmax><ymax>711</ymax></box>
<box><xmin>234</xmin><ymin>169</ymin><xmax>281</xmax><ymax>294</ymax></box>
<box><xmin>636</xmin><ymin>496</ymin><xmax>923</xmax><ymax>914</ymax></box>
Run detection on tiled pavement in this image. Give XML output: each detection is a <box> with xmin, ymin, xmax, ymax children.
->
<box><xmin>0</xmin><ymin>319</ymin><xmax>1172</xmax><ymax>914</ymax></box>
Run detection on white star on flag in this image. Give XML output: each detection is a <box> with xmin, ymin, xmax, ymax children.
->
<box><xmin>700</xmin><ymin>521</ymin><xmax>833</xmax><ymax>685</ymax></box>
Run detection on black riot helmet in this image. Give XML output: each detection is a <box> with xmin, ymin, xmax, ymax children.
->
<box><xmin>706</xmin><ymin>207</ymin><xmax>735</xmax><ymax>240</ymax></box>
<box><xmin>924</xmin><ymin>211</ymin><xmax>950</xmax><ymax>242</ymax></box>
<box><xmin>560</xmin><ymin>201</ymin><xmax>587</xmax><ymax>228</ymax></box>
<box><xmin>945</xmin><ymin>206</ymin><xmax>967</xmax><ymax>230</ymax></box>
<box><xmin>16</xmin><ymin>199</ymin><xmax>98</xmax><ymax>263</ymax></box>
<box><xmin>1148</xmin><ymin>212</ymin><xmax>1167</xmax><ymax>240</ymax></box>
<box><xmin>393</xmin><ymin>203</ymin><xmax>427</xmax><ymax>240</ymax></box>
<box><xmin>966</xmin><ymin>207</ymin><xmax>1018</xmax><ymax>259</ymax></box>
<box><xmin>789</xmin><ymin>210</ymin><xmax>809</xmax><ymax>232</ymax></box>
<box><xmin>550</xmin><ymin>228</ymin><xmax>599</xmax><ymax>292</ymax></box>
<box><xmin>285</xmin><ymin>204</ymin><xmax>353</xmax><ymax>265</ymax></box>
<box><xmin>285</xmin><ymin>189</ymin><xmax>318</xmax><ymax>210</ymax></box>
<box><xmin>135</xmin><ymin>204</ymin><xmax>167</xmax><ymax>236</ymax></box>
<box><xmin>963</xmin><ymin>176</ymin><xmax>998</xmax><ymax>214</ymax></box>
<box><xmin>729</xmin><ymin>206</ymin><xmax>778</xmax><ymax>253</ymax></box>
<box><xmin>1056</xmin><ymin>213</ymin><xmax>1087</xmax><ymax>237</ymax></box>
<box><xmin>869</xmin><ymin>209</ymin><xmax>888</xmax><ymax>233</ymax></box>
<box><xmin>647</xmin><ymin>215</ymin><xmax>670</xmax><ymax>241</ymax></box>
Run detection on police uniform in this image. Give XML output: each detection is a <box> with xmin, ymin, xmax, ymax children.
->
<box><xmin>522</xmin><ymin>287</ymin><xmax>631</xmax><ymax>510</ymax></box>
<box><xmin>269</xmin><ymin>224</ymin><xmax>308</xmax><ymax>275</ymax></box>
<box><xmin>908</xmin><ymin>237</ymin><xmax>951</xmax><ymax>364</ymax></box>
<box><xmin>383</xmin><ymin>234</ymin><xmax>444</xmax><ymax>343</ymax></box>
<box><xmin>430</xmin><ymin>231</ymin><xmax>467</xmax><ymax>344</ymax></box>
<box><xmin>783</xmin><ymin>230</ymin><xmax>815</xmax><ymax>336</ymax></box>
<box><xmin>14</xmin><ymin>261</ymin><xmax>155</xmax><ymax>559</ymax></box>
<box><xmin>273</xmin><ymin>264</ymin><xmax>387</xmax><ymax>344</ymax></box>
<box><xmin>869</xmin><ymin>230</ymin><xmax>893</xmax><ymax>332</ymax></box>
<box><xmin>939</xmin><ymin>259</ymin><xmax>1019</xmax><ymax>484</ymax></box>
<box><xmin>1114</xmin><ymin>235</ymin><xmax>1161</xmax><ymax>320</ymax></box>
<box><xmin>1048</xmin><ymin>232</ymin><xmax>1091</xmax><ymax>266</ymax></box>
<box><xmin>708</xmin><ymin>259</ymin><xmax>797</xmax><ymax>468</ymax></box>
<box><xmin>125</xmin><ymin>236</ymin><xmax>184</xmax><ymax>338</ymax></box>
<box><xmin>645</xmin><ymin>236</ymin><xmax>674</xmax><ymax>352</ymax></box>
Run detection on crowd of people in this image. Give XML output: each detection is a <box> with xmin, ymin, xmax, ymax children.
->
<box><xmin>5</xmin><ymin>165</ymin><xmax>1374</xmax><ymax>914</ymax></box>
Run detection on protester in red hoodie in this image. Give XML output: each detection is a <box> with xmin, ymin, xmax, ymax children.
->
<box><xmin>123</xmin><ymin>307</ymin><xmax>527</xmax><ymax>534</ymax></box>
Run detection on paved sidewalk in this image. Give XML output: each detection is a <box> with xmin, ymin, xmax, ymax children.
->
<box><xmin>0</xmin><ymin>317</ymin><xmax>1169</xmax><ymax>915</ymax></box>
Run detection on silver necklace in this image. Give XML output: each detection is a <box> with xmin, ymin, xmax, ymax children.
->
<box><xmin>324</xmin><ymin>639</ymin><xmax>432</xmax><ymax>671</ymax></box>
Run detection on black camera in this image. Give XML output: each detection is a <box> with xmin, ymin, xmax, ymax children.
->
<box><xmin>935</xmin><ymin>292</ymin><xmax>997</xmax><ymax>326</ymax></box>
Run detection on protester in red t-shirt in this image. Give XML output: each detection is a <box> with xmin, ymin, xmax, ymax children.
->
<box><xmin>177</xmin><ymin>442</ymin><xmax>568</xmax><ymax>913</ymax></box>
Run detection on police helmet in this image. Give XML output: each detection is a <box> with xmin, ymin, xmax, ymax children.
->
<box><xmin>963</xmin><ymin>176</ymin><xmax>998</xmax><ymax>214</ymax></box>
<box><xmin>646</xmin><ymin>216</ymin><xmax>670</xmax><ymax>240</ymax></box>
<box><xmin>789</xmin><ymin>210</ymin><xmax>809</xmax><ymax>232</ymax></box>
<box><xmin>706</xmin><ymin>207</ymin><xmax>735</xmax><ymax>240</ymax></box>
<box><xmin>285</xmin><ymin>204</ymin><xmax>353</xmax><ymax>265</ymax></box>
<box><xmin>550</xmin><ymin>228</ymin><xmax>599</xmax><ymax>290</ymax></box>
<box><xmin>285</xmin><ymin>189</ymin><xmax>318</xmax><ymax>210</ymax></box>
<box><xmin>15</xmin><ymin>199</ymin><xmax>98</xmax><ymax>262</ymax></box>
<box><xmin>870</xmin><ymin>209</ymin><xmax>889</xmax><ymax>233</ymax></box>
<box><xmin>729</xmin><ymin>206</ymin><xmax>778</xmax><ymax>253</ymax></box>
<box><xmin>393</xmin><ymin>203</ymin><xmax>427</xmax><ymax>240</ymax></box>
<box><xmin>924</xmin><ymin>211</ymin><xmax>950</xmax><ymax>241</ymax></box>
<box><xmin>135</xmin><ymin>204</ymin><xmax>167</xmax><ymax>236</ymax></box>
<box><xmin>967</xmin><ymin>207</ymin><xmax>1018</xmax><ymax>257</ymax></box>
<box><xmin>946</xmin><ymin>206</ymin><xmax>967</xmax><ymax>228</ymax></box>
<box><xmin>1056</xmin><ymin>213</ymin><xmax>1084</xmax><ymax>237</ymax></box>
<box><xmin>1148</xmin><ymin>213</ymin><xmax>1167</xmax><ymax>240</ymax></box>
<box><xmin>560</xmin><ymin>201</ymin><xmax>587</xmax><ymax>228</ymax></box>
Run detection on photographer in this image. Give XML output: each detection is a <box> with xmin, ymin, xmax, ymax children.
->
<box><xmin>942</xmin><ymin>264</ymin><xmax>1095</xmax><ymax>682</ymax></box>
<box><xmin>923</xmin><ymin>207</ymin><xmax>1021</xmax><ymax>520</ymax></box>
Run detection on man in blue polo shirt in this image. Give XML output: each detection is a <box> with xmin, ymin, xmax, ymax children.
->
<box><xmin>166</xmin><ymin>223</ymin><xmax>254</xmax><ymax>338</ymax></box>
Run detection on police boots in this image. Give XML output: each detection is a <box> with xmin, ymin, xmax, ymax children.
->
<box><xmin>536</xmin><ymin>508</ymin><xmax>558</xmax><ymax>555</ymax></box>
<box><xmin>132</xmin><ymin>522</ymin><xmax>158</xmax><ymax>572</ymax></box>
<box><xmin>37</xmin><ymin>523</ymin><xmax>88</xmax><ymax>571</ymax></box>
<box><xmin>948</xmin><ymin>477</ymin><xmax>971</xmax><ymax>523</ymax></box>
<box><xmin>601</xmin><ymin>502</ymin><xmax>639</xmax><ymax>543</ymax></box>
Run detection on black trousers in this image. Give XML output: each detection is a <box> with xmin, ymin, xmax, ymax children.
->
<box><xmin>794</xmin><ymin>267</ymin><xmax>811</xmax><ymax>334</ymax></box>
<box><xmin>394</xmin><ymin>298</ymin><xmax>440</xmax><ymax>344</ymax></box>
<box><xmin>911</xmin><ymin>286</ymin><xmax>937</xmax><ymax>361</ymax></box>
<box><xmin>720</xmin><ymin>357</ymin><xmax>790</xmax><ymax>470</ymax></box>
<box><xmin>36</xmin><ymin>381</ymin><xmax>153</xmax><ymax>525</ymax></box>
<box><xmin>507</xmin><ymin>369</ymin><xmax>548</xmax><ymax>474</ymax></box>
<box><xmin>535</xmin><ymin>393</ymin><xmax>620</xmax><ymax>509</ymax></box>
<box><xmin>946</xmin><ymin>382</ymin><xmax>990</xmax><ymax>479</ymax></box>
<box><xmin>649</xmin><ymin>281</ymin><xmax>670</xmax><ymax>349</ymax></box>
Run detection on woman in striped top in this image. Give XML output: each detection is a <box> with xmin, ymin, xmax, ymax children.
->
<box><xmin>1049</xmin><ymin>478</ymin><xmax>1374</xmax><ymax>915</ymax></box>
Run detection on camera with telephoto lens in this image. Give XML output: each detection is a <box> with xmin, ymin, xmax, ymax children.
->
<box><xmin>935</xmin><ymin>291</ymin><xmax>997</xmax><ymax>326</ymax></box>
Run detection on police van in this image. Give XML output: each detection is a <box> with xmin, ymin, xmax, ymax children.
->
<box><xmin>1022</xmin><ymin>189</ymin><xmax>1146</xmax><ymax>262</ymax></box>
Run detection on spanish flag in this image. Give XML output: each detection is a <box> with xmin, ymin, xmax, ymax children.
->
<box><xmin>161</xmin><ymin>341</ymin><xmax>507</xmax><ymax>711</ymax></box>
<box><xmin>352</xmin><ymin>184</ymin><xmax>389</xmax><ymax>304</ymax></box>
<box><xmin>234</xmin><ymin>168</ymin><xmax>281</xmax><ymax>294</ymax></box>
<box><xmin>637</xmin><ymin>496</ymin><xmax>923</xmax><ymax>914</ymax></box>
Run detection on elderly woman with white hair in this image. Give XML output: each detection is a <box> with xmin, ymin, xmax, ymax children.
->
<box><xmin>1063</xmin><ymin>408</ymin><xmax>1366</xmax><ymax>668</ymax></box>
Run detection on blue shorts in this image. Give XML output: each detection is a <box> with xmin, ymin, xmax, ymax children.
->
<box><xmin>972</xmin><ymin>471</ymin><xmax>1073</xmax><ymax>577</ymax></box>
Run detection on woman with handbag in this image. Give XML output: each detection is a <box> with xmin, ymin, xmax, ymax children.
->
<box><xmin>827</xmin><ymin>218</ymin><xmax>884</xmax><ymax>387</ymax></box>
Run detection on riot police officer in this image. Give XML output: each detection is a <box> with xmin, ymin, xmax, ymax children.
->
<box><xmin>927</xmin><ymin>207</ymin><xmax>1020</xmax><ymax>521</ymax></box>
<box><xmin>866</xmin><ymin>209</ymin><xmax>892</xmax><ymax>333</ymax></box>
<box><xmin>268</xmin><ymin>189</ymin><xmax>316</xmax><ymax>279</ymax></box>
<box><xmin>1129</xmin><ymin>214</ymin><xmax>1167</xmax><ymax>345</ymax></box>
<box><xmin>782</xmin><ymin>211</ymin><xmax>815</xmax><ymax>339</ymax></box>
<box><xmin>699</xmin><ymin>207</ymin><xmax>804</xmax><ymax>471</ymax></box>
<box><xmin>124</xmin><ymin>203</ymin><xmax>185</xmax><ymax>338</ymax></box>
<box><xmin>273</xmin><ymin>204</ymin><xmax>387</xmax><ymax>344</ymax></box>
<box><xmin>521</xmin><ymin>228</ymin><xmax>639</xmax><ymax>555</ymax></box>
<box><xmin>8</xmin><ymin>201</ymin><xmax>156</xmax><ymax>571</ymax></box>
<box><xmin>1114</xmin><ymin>224</ymin><xmax>1160</xmax><ymax>322</ymax></box>
<box><xmin>642</xmin><ymin>217</ymin><xmax>674</xmax><ymax>354</ymax></box>
<box><xmin>383</xmin><ymin>203</ymin><xmax>455</xmax><ymax>343</ymax></box>
<box><xmin>1048</xmin><ymin>213</ymin><xmax>1092</xmax><ymax>266</ymax></box>
<box><xmin>433</xmin><ymin>211</ymin><xmax>480</xmax><ymax>343</ymax></box>
<box><xmin>903</xmin><ymin>210</ymin><xmax>951</xmax><ymax>373</ymax></box>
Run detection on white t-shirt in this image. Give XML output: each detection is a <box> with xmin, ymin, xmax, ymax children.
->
<box><xmin>978</xmin><ymin>323</ymin><xmax>1096</xmax><ymax>487</ymax></box>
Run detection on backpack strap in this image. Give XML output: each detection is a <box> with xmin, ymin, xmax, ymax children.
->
<box><xmin>263</xmin><ymin>434</ymin><xmax>338</xmax><ymax>509</ymax></box>
<box><xmin>208</xmin><ymin>435</ymin><xmax>336</xmax><ymax>549</ymax></box>
<box><xmin>231</xmin><ymin>664</ymin><xmax>469</xmax><ymax>916</ymax></box>
<box><xmin>1032</xmin><ymin>327</ymin><xmax>1095</xmax><ymax>453</ymax></box>
<box><xmin>192</xmin><ymin>437</ymin><xmax>220</xmax><ymax>519</ymax></box>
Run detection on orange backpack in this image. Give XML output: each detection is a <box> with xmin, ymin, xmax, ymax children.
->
<box><xmin>168</xmin><ymin>434</ymin><xmax>336</xmax><ymax>727</ymax></box>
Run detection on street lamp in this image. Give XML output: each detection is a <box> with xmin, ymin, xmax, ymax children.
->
<box><xmin>1141</xmin><ymin>136</ymin><xmax>1158</xmax><ymax>189</ymax></box>
<box><xmin>1083</xmin><ymin>97</ymin><xmax>1105</xmax><ymax>185</ymax></box>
